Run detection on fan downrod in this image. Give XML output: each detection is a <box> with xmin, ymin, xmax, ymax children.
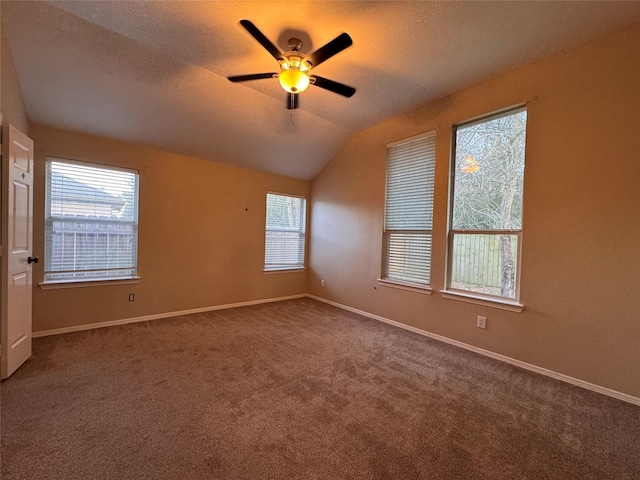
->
<box><xmin>287</xmin><ymin>38</ymin><xmax>303</xmax><ymax>52</ymax></box>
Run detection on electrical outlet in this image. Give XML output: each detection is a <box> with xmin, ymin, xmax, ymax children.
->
<box><xmin>129</xmin><ymin>293</ymin><xmax>135</xmax><ymax>302</ymax></box>
<box><xmin>321</xmin><ymin>279</ymin><xmax>325</xmax><ymax>287</ymax></box>
<box><xmin>477</xmin><ymin>316</ymin><xmax>486</xmax><ymax>329</ymax></box>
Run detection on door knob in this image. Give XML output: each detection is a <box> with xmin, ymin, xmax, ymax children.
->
<box><xmin>27</xmin><ymin>256</ymin><xmax>39</xmax><ymax>264</ymax></box>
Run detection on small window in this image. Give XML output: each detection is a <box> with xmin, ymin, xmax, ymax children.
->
<box><xmin>44</xmin><ymin>158</ymin><xmax>139</xmax><ymax>284</ymax></box>
<box><xmin>382</xmin><ymin>131</ymin><xmax>436</xmax><ymax>286</ymax></box>
<box><xmin>265</xmin><ymin>193</ymin><xmax>306</xmax><ymax>271</ymax></box>
<box><xmin>447</xmin><ymin>107</ymin><xmax>527</xmax><ymax>300</ymax></box>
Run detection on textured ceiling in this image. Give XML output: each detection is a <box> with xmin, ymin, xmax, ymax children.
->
<box><xmin>3</xmin><ymin>1</ymin><xmax>640</xmax><ymax>179</ymax></box>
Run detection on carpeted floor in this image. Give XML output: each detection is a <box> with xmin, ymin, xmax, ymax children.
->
<box><xmin>2</xmin><ymin>298</ymin><xmax>639</xmax><ymax>479</ymax></box>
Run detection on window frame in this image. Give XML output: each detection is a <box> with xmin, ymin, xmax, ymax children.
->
<box><xmin>380</xmin><ymin>130</ymin><xmax>436</xmax><ymax>291</ymax></box>
<box><xmin>264</xmin><ymin>192</ymin><xmax>307</xmax><ymax>272</ymax></box>
<box><xmin>444</xmin><ymin>106</ymin><xmax>527</xmax><ymax>309</ymax></box>
<box><xmin>43</xmin><ymin>157</ymin><xmax>140</xmax><ymax>286</ymax></box>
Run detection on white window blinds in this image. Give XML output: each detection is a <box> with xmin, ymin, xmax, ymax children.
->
<box><xmin>44</xmin><ymin>159</ymin><xmax>139</xmax><ymax>283</ymax></box>
<box><xmin>382</xmin><ymin>131</ymin><xmax>436</xmax><ymax>285</ymax></box>
<box><xmin>265</xmin><ymin>193</ymin><xmax>306</xmax><ymax>271</ymax></box>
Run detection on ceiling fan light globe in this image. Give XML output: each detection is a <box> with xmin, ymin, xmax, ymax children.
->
<box><xmin>279</xmin><ymin>69</ymin><xmax>310</xmax><ymax>94</ymax></box>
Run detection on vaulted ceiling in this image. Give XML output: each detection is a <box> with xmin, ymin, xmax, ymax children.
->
<box><xmin>3</xmin><ymin>1</ymin><xmax>640</xmax><ymax>179</ymax></box>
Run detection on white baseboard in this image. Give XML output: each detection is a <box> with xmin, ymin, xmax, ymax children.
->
<box><xmin>308</xmin><ymin>294</ymin><xmax>640</xmax><ymax>407</ymax></box>
<box><xmin>32</xmin><ymin>294</ymin><xmax>307</xmax><ymax>338</ymax></box>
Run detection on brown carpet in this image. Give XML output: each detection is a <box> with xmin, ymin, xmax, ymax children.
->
<box><xmin>2</xmin><ymin>298</ymin><xmax>639</xmax><ymax>479</ymax></box>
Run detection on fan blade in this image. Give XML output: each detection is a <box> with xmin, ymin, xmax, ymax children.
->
<box><xmin>228</xmin><ymin>73</ymin><xmax>277</xmax><ymax>82</ymax></box>
<box><xmin>286</xmin><ymin>93</ymin><xmax>299</xmax><ymax>110</ymax></box>
<box><xmin>310</xmin><ymin>75</ymin><xmax>356</xmax><ymax>98</ymax></box>
<box><xmin>239</xmin><ymin>20</ymin><xmax>282</xmax><ymax>61</ymax></box>
<box><xmin>307</xmin><ymin>33</ymin><xmax>352</xmax><ymax>68</ymax></box>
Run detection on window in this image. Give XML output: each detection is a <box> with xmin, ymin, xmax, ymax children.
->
<box><xmin>44</xmin><ymin>159</ymin><xmax>139</xmax><ymax>284</ymax></box>
<box><xmin>382</xmin><ymin>131</ymin><xmax>436</xmax><ymax>286</ymax></box>
<box><xmin>447</xmin><ymin>107</ymin><xmax>527</xmax><ymax>301</ymax></box>
<box><xmin>264</xmin><ymin>193</ymin><xmax>306</xmax><ymax>271</ymax></box>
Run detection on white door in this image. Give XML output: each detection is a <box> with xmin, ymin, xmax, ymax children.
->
<box><xmin>1</xmin><ymin>124</ymin><xmax>35</xmax><ymax>379</ymax></box>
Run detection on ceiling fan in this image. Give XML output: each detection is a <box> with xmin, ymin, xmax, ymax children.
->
<box><xmin>228</xmin><ymin>20</ymin><xmax>356</xmax><ymax>110</ymax></box>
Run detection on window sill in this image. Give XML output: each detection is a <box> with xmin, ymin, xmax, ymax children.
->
<box><xmin>263</xmin><ymin>268</ymin><xmax>306</xmax><ymax>274</ymax></box>
<box><xmin>440</xmin><ymin>289</ymin><xmax>524</xmax><ymax>312</ymax></box>
<box><xmin>377</xmin><ymin>279</ymin><xmax>432</xmax><ymax>295</ymax></box>
<box><xmin>39</xmin><ymin>277</ymin><xmax>141</xmax><ymax>290</ymax></box>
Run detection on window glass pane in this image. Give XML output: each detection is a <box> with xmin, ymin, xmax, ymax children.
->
<box><xmin>453</xmin><ymin>110</ymin><xmax>527</xmax><ymax>230</ymax></box>
<box><xmin>449</xmin><ymin>233</ymin><xmax>519</xmax><ymax>299</ymax></box>
<box><xmin>383</xmin><ymin>232</ymin><xmax>432</xmax><ymax>285</ymax></box>
<box><xmin>49</xmin><ymin>162</ymin><xmax>137</xmax><ymax>221</ymax></box>
<box><xmin>265</xmin><ymin>193</ymin><xmax>306</xmax><ymax>270</ymax></box>
<box><xmin>449</xmin><ymin>108</ymin><xmax>527</xmax><ymax>301</ymax></box>
<box><xmin>385</xmin><ymin>136</ymin><xmax>436</xmax><ymax>230</ymax></box>
<box><xmin>382</xmin><ymin>132</ymin><xmax>436</xmax><ymax>285</ymax></box>
<box><xmin>45</xmin><ymin>159</ymin><xmax>139</xmax><ymax>283</ymax></box>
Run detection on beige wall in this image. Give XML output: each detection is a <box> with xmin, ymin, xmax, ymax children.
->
<box><xmin>1</xmin><ymin>30</ymin><xmax>30</xmax><ymax>135</ymax></box>
<box><xmin>309</xmin><ymin>25</ymin><xmax>640</xmax><ymax>397</ymax></box>
<box><xmin>31</xmin><ymin>126</ymin><xmax>310</xmax><ymax>332</ymax></box>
